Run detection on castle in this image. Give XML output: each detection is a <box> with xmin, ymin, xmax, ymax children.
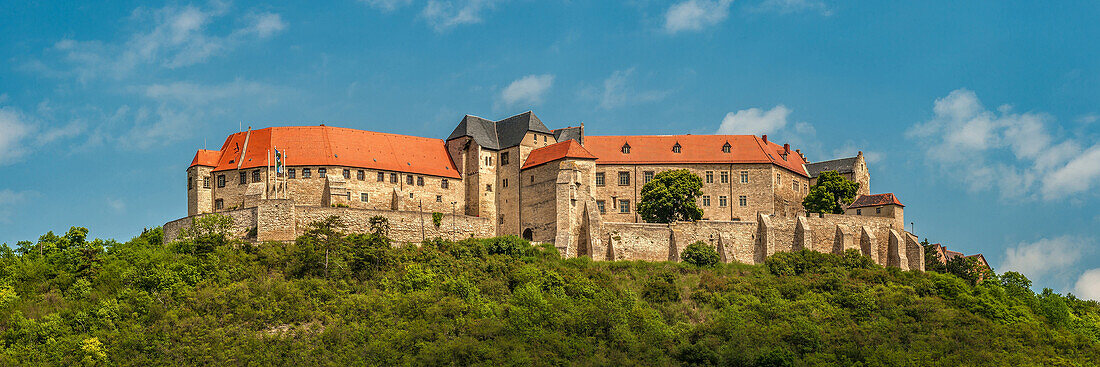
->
<box><xmin>165</xmin><ymin>111</ymin><xmax>925</xmax><ymax>270</ymax></box>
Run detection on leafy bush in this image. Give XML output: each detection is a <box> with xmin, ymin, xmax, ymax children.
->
<box><xmin>680</xmin><ymin>241</ymin><xmax>719</xmax><ymax>267</ymax></box>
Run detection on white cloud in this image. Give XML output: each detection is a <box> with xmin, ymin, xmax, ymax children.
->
<box><xmin>664</xmin><ymin>0</ymin><xmax>733</xmax><ymax>34</ymax></box>
<box><xmin>1075</xmin><ymin>269</ymin><xmax>1100</xmax><ymax>301</ymax></box>
<box><xmin>0</xmin><ymin>107</ymin><xmax>33</xmax><ymax>165</ymax></box>
<box><xmin>908</xmin><ymin>88</ymin><xmax>1100</xmax><ymax>200</ymax></box>
<box><xmin>1000</xmin><ymin>236</ymin><xmax>1086</xmax><ymax>282</ymax></box>
<box><xmin>361</xmin><ymin>0</ymin><xmax>415</xmax><ymax>11</ymax></box>
<box><xmin>0</xmin><ymin>190</ymin><xmax>31</xmax><ymax>224</ymax></box>
<box><xmin>241</xmin><ymin>13</ymin><xmax>287</xmax><ymax>38</ymax></box>
<box><xmin>592</xmin><ymin>68</ymin><xmax>670</xmax><ymax>109</ymax></box>
<box><xmin>831</xmin><ymin>141</ymin><xmax>883</xmax><ymax>164</ymax></box>
<box><xmin>44</xmin><ymin>4</ymin><xmax>286</xmax><ymax>81</ymax></box>
<box><xmin>107</xmin><ymin>198</ymin><xmax>126</xmax><ymax>213</ymax></box>
<box><xmin>142</xmin><ymin>80</ymin><xmax>288</xmax><ymax>106</ymax></box>
<box><xmin>754</xmin><ymin>0</ymin><xmax>832</xmax><ymax>16</ymax></box>
<box><xmin>421</xmin><ymin>0</ymin><xmax>501</xmax><ymax>32</ymax></box>
<box><xmin>1075</xmin><ymin>113</ymin><xmax>1098</xmax><ymax>124</ymax></box>
<box><xmin>498</xmin><ymin>74</ymin><xmax>554</xmax><ymax>108</ymax></box>
<box><xmin>717</xmin><ymin>105</ymin><xmax>791</xmax><ymax>135</ymax></box>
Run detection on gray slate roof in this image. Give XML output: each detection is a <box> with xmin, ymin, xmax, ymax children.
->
<box><xmin>805</xmin><ymin>156</ymin><xmax>858</xmax><ymax>177</ymax></box>
<box><xmin>446</xmin><ymin>111</ymin><xmax>552</xmax><ymax>150</ymax></box>
<box><xmin>553</xmin><ymin>126</ymin><xmax>583</xmax><ymax>144</ymax></box>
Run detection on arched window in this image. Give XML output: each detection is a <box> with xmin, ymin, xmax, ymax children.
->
<box><xmin>522</xmin><ymin>228</ymin><xmax>533</xmax><ymax>241</ymax></box>
<box><xmin>672</xmin><ymin>143</ymin><xmax>681</xmax><ymax>153</ymax></box>
<box><xmin>722</xmin><ymin>142</ymin><xmax>731</xmax><ymax>153</ymax></box>
<box><xmin>621</xmin><ymin>143</ymin><xmax>631</xmax><ymax>154</ymax></box>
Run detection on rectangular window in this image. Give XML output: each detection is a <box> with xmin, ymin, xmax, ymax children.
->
<box><xmin>644</xmin><ymin>171</ymin><xmax>654</xmax><ymax>184</ymax></box>
<box><xmin>596</xmin><ymin>200</ymin><xmax>606</xmax><ymax>213</ymax></box>
<box><xmin>319</xmin><ymin>168</ymin><xmax>327</xmax><ymax>178</ymax></box>
<box><xmin>486</xmin><ymin>184</ymin><xmax>492</xmax><ymax>192</ymax></box>
<box><xmin>502</xmin><ymin>178</ymin><xmax>508</xmax><ymax>188</ymax></box>
<box><xmin>719</xmin><ymin>196</ymin><xmax>728</xmax><ymax>207</ymax></box>
<box><xmin>361</xmin><ymin>193</ymin><xmax>369</xmax><ymax>202</ymax></box>
<box><xmin>876</xmin><ymin>207</ymin><xmax>882</xmax><ymax>214</ymax></box>
<box><xmin>215</xmin><ymin>199</ymin><xmax>224</xmax><ymax>210</ymax></box>
<box><xmin>441</xmin><ymin>179</ymin><xmax>449</xmax><ymax>189</ymax></box>
<box><xmin>203</xmin><ymin>177</ymin><xmax>210</xmax><ymax>189</ymax></box>
<box><xmin>706</xmin><ymin>171</ymin><xmax>714</xmax><ymax>183</ymax></box>
<box><xmin>303</xmin><ymin>168</ymin><xmax>312</xmax><ymax>178</ymax></box>
<box><xmin>436</xmin><ymin>195</ymin><xmax>442</xmax><ymax>203</ymax></box>
<box><xmin>377</xmin><ymin>172</ymin><xmax>385</xmax><ymax>182</ymax></box>
<box><xmin>702</xmin><ymin>195</ymin><xmax>710</xmax><ymax>207</ymax></box>
<box><xmin>619</xmin><ymin>200</ymin><xmax>630</xmax><ymax>213</ymax></box>
<box><xmin>777</xmin><ymin>173</ymin><xmax>781</xmax><ymax>182</ymax></box>
<box><xmin>739</xmin><ymin>196</ymin><xmax>747</xmax><ymax>207</ymax></box>
<box><xmin>793</xmin><ymin>181</ymin><xmax>799</xmax><ymax>191</ymax></box>
<box><xmin>217</xmin><ymin>175</ymin><xmax>226</xmax><ymax>188</ymax></box>
<box><xmin>288</xmin><ymin>169</ymin><xmax>296</xmax><ymax>179</ymax></box>
<box><xmin>253</xmin><ymin>170</ymin><xmax>261</xmax><ymax>183</ymax></box>
<box><xmin>499</xmin><ymin>215</ymin><xmax>505</xmax><ymax>224</ymax></box>
<box><xmin>343</xmin><ymin>169</ymin><xmax>351</xmax><ymax>179</ymax></box>
<box><xmin>188</xmin><ymin>176</ymin><xmax>193</xmax><ymax>190</ymax></box>
<box><xmin>721</xmin><ymin>171</ymin><xmax>729</xmax><ymax>183</ymax></box>
<box><xmin>740</xmin><ymin>171</ymin><xmax>749</xmax><ymax>183</ymax></box>
<box><xmin>239</xmin><ymin>172</ymin><xmax>247</xmax><ymax>184</ymax></box>
<box><xmin>595</xmin><ymin>172</ymin><xmax>605</xmax><ymax>186</ymax></box>
<box><xmin>357</xmin><ymin>170</ymin><xmax>365</xmax><ymax>180</ymax></box>
<box><xmin>390</xmin><ymin>173</ymin><xmax>397</xmax><ymax>183</ymax></box>
<box><xmin>618</xmin><ymin>171</ymin><xmax>630</xmax><ymax>186</ymax></box>
<box><xmin>857</xmin><ymin>209</ymin><xmax>862</xmax><ymax>215</ymax></box>
<box><xmin>417</xmin><ymin>176</ymin><xmax>424</xmax><ymax>186</ymax></box>
<box><xmin>501</xmin><ymin>152</ymin><xmax>510</xmax><ymax>165</ymax></box>
<box><xmin>407</xmin><ymin>175</ymin><xmax>414</xmax><ymax>185</ymax></box>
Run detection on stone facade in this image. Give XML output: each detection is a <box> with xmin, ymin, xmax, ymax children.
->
<box><xmin>168</xmin><ymin>111</ymin><xmax>923</xmax><ymax>271</ymax></box>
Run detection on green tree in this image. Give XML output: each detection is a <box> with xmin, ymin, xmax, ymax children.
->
<box><xmin>680</xmin><ymin>241</ymin><xmax>720</xmax><ymax>267</ymax></box>
<box><xmin>637</xmin><ymin>169</ymin><xmax>704</xmax><ymax>223</ymax></box>
<box><xmin>801</xmin><ymin>170</ymin><xmax>860</xmax><ymax>214</ymax></box>
<box><xmin>181</xmin><ymin>214</ymin><xmax>233</xmax><ymax>254</ymax></box>
<box><xmin>302</xmin><ymin>215</ymin><xmax>347</xmax><ymax>279</ymax></box>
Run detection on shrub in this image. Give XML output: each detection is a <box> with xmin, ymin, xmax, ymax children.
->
<box><xmin>432</xmin><ymin>212</ymin><xmax>444</xmax><ymax>228</ymax></box>
<box><xmin>642</xmin><ymin>273</ymin><xmax>680</xmax><ymax>303</ymax></box>
<box><xmin>680</xmin><ymin>241</ymin><xmax>719</xmax><ymax>267</ymax></box>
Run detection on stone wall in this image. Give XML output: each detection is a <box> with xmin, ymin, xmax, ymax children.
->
<box><xmin>164</xmin><ymin>200</ymin><xmax>493</xmax><ymax>246</ymax></box>
<box><xmin>598</xmin><ymin>212</ymin><xmax>923</xmax><ymax>270</ymax></box>
<box><xmin>163</xmin><ymin>207</ymin><xmax>257</xmax><ymax>243</ymax></box>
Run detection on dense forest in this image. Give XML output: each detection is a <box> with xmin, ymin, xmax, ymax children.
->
<box><xmin>1</xmin><ymin>215</ymin><xmax>1098</xmax><ymax>366</ymax></box>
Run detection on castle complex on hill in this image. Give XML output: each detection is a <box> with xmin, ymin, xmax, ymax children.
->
<box><xmin>164</xmin><ymin>111</ymin><xmax>927</xmax><ymax>270</ymax></box>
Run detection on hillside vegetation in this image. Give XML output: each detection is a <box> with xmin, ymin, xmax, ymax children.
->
<box><xmin>1</xmin><ymin>216</ymin><xmax>1098</xmax><ymax>366</ymax></box>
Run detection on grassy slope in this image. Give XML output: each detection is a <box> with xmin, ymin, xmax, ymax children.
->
<box><xmin>1</xmin><ymin>227</ymin><xmax>1098</xmax><ymax>366</ymax></box>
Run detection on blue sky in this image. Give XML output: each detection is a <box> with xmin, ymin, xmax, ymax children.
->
<box><xmin>2</xmin><ymin>0</ymin><xmax>1099</xmax><ymax>298</ymax></box>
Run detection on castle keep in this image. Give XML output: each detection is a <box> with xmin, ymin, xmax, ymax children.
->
<box><xmin>165</xmin><ymin>111</ymin><xmax>923</xmax><ymax>270</ymax></box>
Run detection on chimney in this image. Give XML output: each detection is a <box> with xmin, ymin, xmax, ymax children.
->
<box><xmin>784</xmin><ymin>143</ymin><xmax>791</xmax><ymax>154</ymax></box>
<box><xmin>762</xmin><ymin>135</ymin><xmax>768</xmax><ymax>144</ymax></box>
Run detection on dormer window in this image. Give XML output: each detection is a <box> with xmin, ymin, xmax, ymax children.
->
<box><xmin>672</xmin><ymin>143</ymin><xmax>681</xmax><ymax>153</ymax></box>
<box><xmin>621</xmin><ymin>143</ymin><xmax>631</xmax><ymax>154</ymax></box>
<box><xmin>722</xmin><ymin>142</ymin><xmax>731</xmax><ymax>153</ymax></box>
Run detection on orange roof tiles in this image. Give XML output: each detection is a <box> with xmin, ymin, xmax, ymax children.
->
<box><xmin>190</xmin><ymin>149</ymin><xmax>221</xmax><ymax>167</ymax></box>
<box><xmin>847</xmin><ymin>193</ymin><xmax>904</xmax><ymax>208</ymax></box>
<box><xmin>582</xmin><ymin>135</ymin><xmax>809</xmax><ymax>177</ymax></box>
<box><xmin>194</xmin><ymin>126</ymin><xmax>460</xmax><ymax>178</ymax></box>
<box><xmin>522</xmin><ymin>139</ymin><xmax>598</xmax><ymax>169</ymax></box>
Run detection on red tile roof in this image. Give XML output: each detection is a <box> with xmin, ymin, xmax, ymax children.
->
<box><xmin>522</xmin><ymin>139</ymin><xmax>598</xmax><ymax>169</ymax></box>
<box><xmin>847</xmin><ymin>193</ymin><xmax>904</xmax><ymax>208</ymax></box>
<box><xmin>191</xmin><ymin>126</ymin><xmax>460</xmax><ymax>178</ymax></box>
<box><xmin>582</xmin><ymin>135</ymin><xmax>809</xmax><ymax>177</ymax></box>
<box><xmin>190</xmin><ymin>149</ymin><xmax>221</xmax><ymax>167</ymax></box>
